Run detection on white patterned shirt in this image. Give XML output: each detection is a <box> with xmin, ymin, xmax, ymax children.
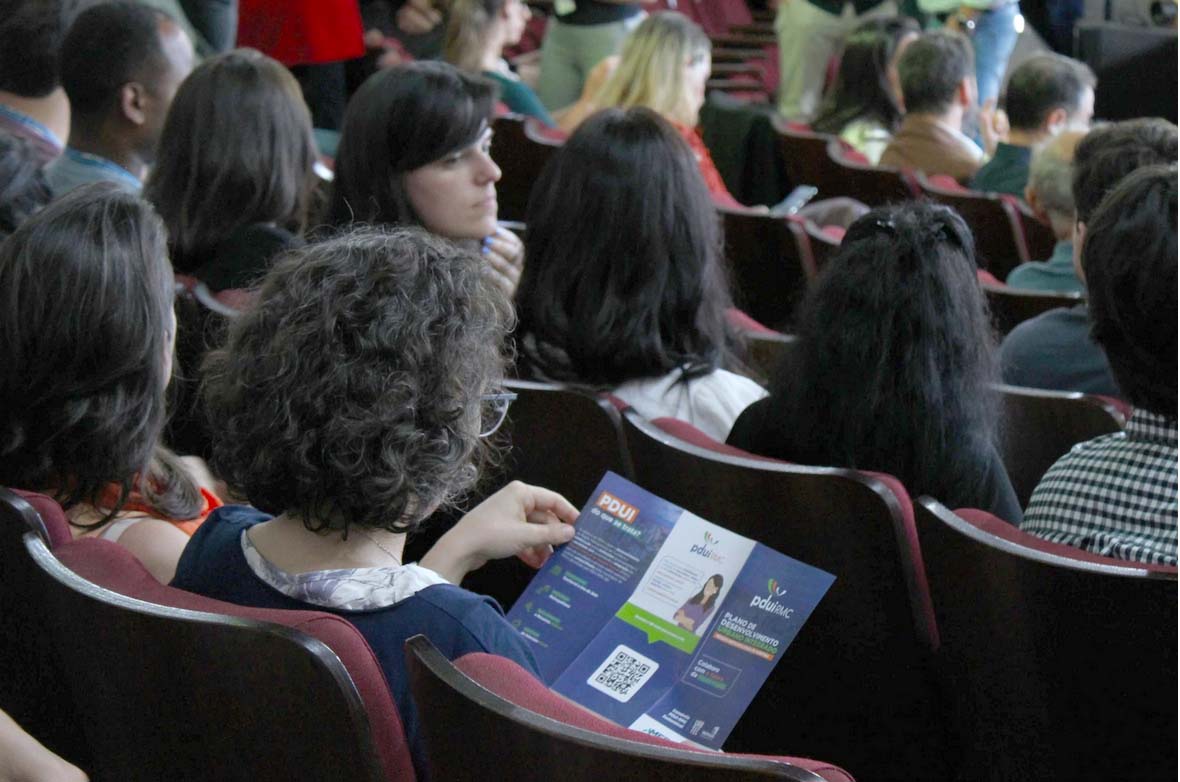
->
<box><xmin>1021</xmin><ymin>410</ymin><xmax>1178</xmax><ymax>565</ymax></box>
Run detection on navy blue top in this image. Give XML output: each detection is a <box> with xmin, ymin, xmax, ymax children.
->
<box><xmin>970</xmin><ymin>141</ymin><xmax>1032</xmax><ymax>197</ymax></box>
<box><xmin>999</xmin><ymin>303</ymin><xmax>1121</xmax><ymax>398</ymax></box>
<box><xmin>172</xmin><ymin>506</ymin><xmax>540</xmax><ymax>779</ymax></box>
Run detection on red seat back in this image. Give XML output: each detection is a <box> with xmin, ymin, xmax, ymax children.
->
<box><xmin>404</xmin><ymin>634</ymin><xmax>855</xmax><ymax>781</ymax></box>
<box><xmin>825</xmin><ymin>139</ymin><xmax>920</xmax><ymax>206</ymax></box>
<box><xmin>720</xmin><ymin>208</ymin><xmax>817</xmax><ymax>331</ymax></box>
<box><xmin>917</xmin><ymin>174</ymin><xmax>1032</xmax><ymax>279</ymax></box>
<box><xmin>981</xmin><ymin>282</ymin><xmax>1084</xmax><ymax>335</ymax></box>
<box><xmin>913</xmin><ymin>497</ymin><xmax>1177</xmax><ymax>781</ymax></box>
<box><xmin>619</xmin><ymin>412</ymin><xmax>948</xmax><ymax>782</ymax></box>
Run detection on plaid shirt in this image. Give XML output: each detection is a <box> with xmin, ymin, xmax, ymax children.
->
<box><xmin>1022</xmin><ymin>409</ymin><xmax>1178</xmax><ymax>566</ymax></box>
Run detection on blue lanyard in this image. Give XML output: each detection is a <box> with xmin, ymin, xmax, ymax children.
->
<box><xmin>63</xmin><ymin>147</ymin><xmax>141</xmax><ymax>190</ymax></box>
<box><xmin>0</xmin><ymin>104</ymin><xmax>64</xmax><ymax>148</ymax></box>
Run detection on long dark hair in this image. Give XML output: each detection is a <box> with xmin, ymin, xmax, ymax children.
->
<box><xmin>515</xmin><ymin>107</ymin><xmax>738</xmax><ymax>387</ymax></box>
<box><xmin>326</xmin><ymin>62</ymin><xmax>497</xmax><ymax>228</ymax></box>
<box><xmin>0</xmin><ymin>183</ymin><xmax>202</xmax><ymax>524</ymax></box>
<box><xmin>753</xmin><ymin>203</ymin><xmax>999</xmax><ymax>504</ymax></box>
<box><xmin>688</xmin><ymin>574</ymin><xmax>724</xmax><ymax>612</ymax></box>
<box><xmin>813</xmin><ymin>17</ymin><xmax>918</xmax><ymax>135</ymax></box>
<box><xmin>144</xmin><ymin>48</ymin><xmax>317</xmax><ymax>275</ymax></box>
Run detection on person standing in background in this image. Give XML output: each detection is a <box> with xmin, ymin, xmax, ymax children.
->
<box><xmin>535</xmin><ymin>0</ymin><xmax>645</xmax><ymax>112</ymax></box>
<box><xmin>917</xmin><ymin>0</ymin><xmax>1023</xmax><ymax>106</ymax></box>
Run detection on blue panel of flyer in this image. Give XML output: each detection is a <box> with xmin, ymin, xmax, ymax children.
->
<box><xmin>505</xmin><ymin>472</ymin><xmax>835</xmax><ymax>750</ymax></box>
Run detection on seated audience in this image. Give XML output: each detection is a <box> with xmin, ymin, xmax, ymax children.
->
<box><xmin>173</xmin><ymin>227</ymin><xmax>578</xmax><ymax>779</ymax></box>
<box><xmin>1005</xmin><ymin>130</ymin><xmax>1086</xmax><ymax>292</ymax></box>
<box><xmin>444</xmin><ymin>0</ymin><xmax>610</xmax><ymax>133</ymax></box>
<box><xmin>45</xmin><ymin>1</ymin><xmax>194</xmax><ymax>198</ymax></box>
<box><xmin>1001</xmin><ymin>118</ymin><xmax>1177</xmax><ymax>396</ymax></box>
<box><xmin>881</xmin><ymin>30</ymin><xmax>985</xmax><ymax>184</ymax></box>
<box><xmin>566</xmin><ymin>12</ymin><xmax>742</xmax><ymax>209</ymax></box>
<box><xmin>514</xmin><ymin>107</ymin><xmax>766</xmax><ymax>441</ymax></box>
<box><xmin>728</xmin><ymin>203</ymin><xmax>1022</xmax><ymax>522</ymax></box>
<box><xmin>0</xmin><ymin>131</ymin><xmax>52</xmax><ymax>240</ymax></box>
<box><xmin>971</xmin><ymin>53</ymin><xmax>1096</xmax><ymax>197</ymax></box>
<box><xmin>1022</xmin><ymin>164</ymin><xmax>1177</xmax><ymax>564</ymax></box>
<box><xmin>0</xmin><ymin>184</ymin><xmax>221</xmax><ymax>583</ymax></box>
<box><xmin>145</xmin><ymin>48</ymin><xmax>316</xmax><ymax>292</ymax></box>
<box><xmin>0</xmin><ymin>0</ymin><xmax>79</xmax><ymax>165</ymax></box>
<box><xmin>326</xmin><ymin>61</ymin><xmax>523</xmax><ymax>295</ymax></box>
<box><xmin>812</xmin><ymin>17</ymin><xmax>919</xmax><ymax>166</ymax></box>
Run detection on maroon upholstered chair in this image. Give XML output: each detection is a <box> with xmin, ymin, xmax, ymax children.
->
<box><xmin>720</xmin><ymin>208</ymin><xmax>818</xmax><ymax>331</ymax></box>
<box><xmin>773</xmin><ymin>123</ymin><xmax>839</xmax><ymax>197</ymax></box>
<box><xmin>916</xmin><ymin>173</ymin><xmax>1032</xmax><ymax>279</ymax></box>
<box><xmin>994</xmin><ymin>383</ymin><xmax>1126</xmax><ymax>508</ymax></box>
<box><xmin>981</xmin><ymin>282</ymin><xmax>1084</xmax><ymax>335</ymax></box>
<box><xmin>824</xmin><ymin>139</ymin><xmax>920</xmax><ymax>206</ymax></box>
<box><xmin>405</xmin><ymin>635</ymin><xmax>855</xmax><ymax>782</ymax></box>
<box><xmin>913</xmin><ymin>497</ymin><xmax>1177</xmax><ymax>782</ymax></box>
<box><xmin>619</xmin><ymin>412</ymin><xmax>948</xmax><ymax>782</ymax></box>
<box><xmin>23</xmin><ymin>531</ymin><xmax>414</xmax><ymax>782</ymax></box>
<box><xmin>0</xmin><ymin>488</ymin><xmax>88</xmax><ymax>768</ymax></box>
<box><xmin>489</xmin><ymin>114</ymin><xmax>564</xmax><ymax>222</ymax></box>
<box><xmin>1015</xmin><ymin>202</ymin><xmax>1058</xmax><ymax>261</ymax></box>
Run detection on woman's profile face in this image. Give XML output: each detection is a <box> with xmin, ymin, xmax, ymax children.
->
<box><xmin>403</xmin><ymin>125</ymin><xmax>501</xmax><ymax>241</ymax></box>
<box><xmin>703</xmin><ymin>576</ymin><xmax>720</xmax><ymax>599</ymax></box>
<box><xmin>683</xmin><ymin>50</ymin><xmax>711</xmax><ymax>125</ymax></box>
<box><xmin>500</xmin><ymin>0</ymin><xmax>531</xmax><ymax>49</ymax></box>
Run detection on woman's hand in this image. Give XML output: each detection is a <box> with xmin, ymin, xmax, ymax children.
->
<box><xmin>978</xmin><ymin>98</ymin><xmax>1009</xmax><ymax>157</ymax></box>
<box><xmin>396</xmin><ymin>0</ymin><xmax>442</xmax><ymax>35</ymax></box>
<box><xmin>419</xmin><ymin>481</ymin><xmax>578</xmax><ymax>584</ymax></box>
<box><xmin>482</xmin><ymin>227</ymin><xmax>524</xmax><ymax>297</ymax></box>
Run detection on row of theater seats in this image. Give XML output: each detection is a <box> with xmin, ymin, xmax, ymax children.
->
<box><xmin>491</xmin><ymin>114</ymin><xmax>1078</xmax><ymax>331</ymax></box>
<box><xmin>0</xmin><ymin>487</ymin><xmax>853</xmax><ymax>781</ymax></box>
<box><xmin>462</xmin><ymin>379</ymin><xmax>1176</xmax><ymax>782</ymax></box>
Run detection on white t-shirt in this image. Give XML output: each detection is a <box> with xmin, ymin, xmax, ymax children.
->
<box><xmin>613</xmin><ymin>367</ymin><xmax>768</xmax><ymax>442</ymax></box>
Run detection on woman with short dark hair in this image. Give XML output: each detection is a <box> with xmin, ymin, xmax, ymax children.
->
<box><xmin>173</xmin><ymin>227</ymin><xmax>577</xmax><ymax>778</ymax></box>
<box><xmin>727</xmin><ymin>202</ymin><xmax>1022</xmax><ymax>522</ymax></box>
<box><xmin>144</xmin><ymin>48</ymin><xmax>318</xmax><ymax>293</ymax></box>
<box><xmin>0</xmin><ymin>184</ymin><xmax>221</xmax><ymax>582</ymax></box>
<box><xmin>514</xmin><ymin>107</ymin><xmax>765</xmax><ymax>440</ymax></box>
<box><xmin>326</xmin><ymin>61</ymin><xmax>524</xmax><ymax>295</ymax></box>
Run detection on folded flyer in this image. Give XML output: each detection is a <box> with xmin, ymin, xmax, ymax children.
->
<box><xmin>505</xmin><ymin>472</ymin><xmax>835</xmax><ymax>749</ymax></box>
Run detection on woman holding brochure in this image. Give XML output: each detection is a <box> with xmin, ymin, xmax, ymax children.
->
<box><xmin>673</xmin><ymin>573</ymin><xmax>724</xmax><ymax>632</ymax></box>
<box><xmin>171</xmin><ymin>227</ymin><xmax>578</xmax><ymax>779</ymax></box>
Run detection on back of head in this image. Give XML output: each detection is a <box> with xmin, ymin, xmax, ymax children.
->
<box><xmin>896</xmin><ymin>29</ymin><xmax>973</xmax><ymax>116</ymax></box>
<box><xmin>1002</xmin><ymin>53</ymin><xmax>1095</xmax><ymax>133</ymax></box>
<box><xmin>59</xmin><ymin>0</ymin><xmax>168</xmax><ymax>119</ymax></box>
<box><xmin>444</xmin><ymin>0</ymin><xmax>504</xmax><ymax>71</ymax></box>
<box><xmin>1072</xmin><ymin>118</ymin><xmax>1178</xmax><ymax>223</ymax></box>
<box><xmin>144</xmin><ymin>48</ymin><xmax>317</xmax><ymax>273</ymax></box>
<box><xmin>594</xmin><ymin>11</ymin><xmax>711</xmax><ymax>127</ymax></box>
<box><xmin>0</xmin><ymin>130</ymin><xmax>53</xmax><ymax>239</ymax></box>
<box><xmin>1081</xmin><ymin>164</ymin><xmax>1177</xmax><ymax>416</ymax></box>
<box><xmin>516</xmin><ymin>106</ymin><xmax>733</xmax><ymax>387</ymax></box>
<box><xmin>763</xmin><ymin>202</ymin><xmax>998</xmax><ymax>499</ymax></box>
<box><xmin>1026</xmin><ymin>129</ymin><xmax>1085</xmax><ymax>234</ymax></box>
<box><xmin>202</xmin><ymin>227</ymin><xmax>511</xmax><ymax>535</ymax></box>
<box><xmin>0</xmin><ymin>0</ymin><xmax>85</xmax><ymax>98</ymax></box>
<box><xmin>813</xmin><ymin>16</ymin><xmax>919</xmax><ymax>135</ymax></box>
<box><xmin>328</xmin><ymin>62</ymin><xmax>496</xmax><ymax>228</ymax></box>
<box><xmin>0</xmin><ymin>183</ymin><xmax>179</xmax><ymax>514</ymax></box>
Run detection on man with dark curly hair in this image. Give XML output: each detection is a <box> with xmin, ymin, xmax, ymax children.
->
<box><xmin>171</xmin><ymin>226</ymin><xmax>578</xmax><ymax>778</ymax></box>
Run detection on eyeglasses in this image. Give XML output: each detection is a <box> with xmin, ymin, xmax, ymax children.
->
<box><xmin>480</xmin><ymin>391</ymin><xmax>517</xmax><ymax>438</ymax></box>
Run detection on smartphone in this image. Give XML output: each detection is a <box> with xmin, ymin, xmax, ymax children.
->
<box><xmin>769</xmin><ymin>185</ymin><xmax>819</xmax><ymax>217</ymax></box>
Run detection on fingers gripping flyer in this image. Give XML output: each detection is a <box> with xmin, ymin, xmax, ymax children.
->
<box><xmin>506</xmin><ymin>473</ymin><xmax>835</xmax><ymax>749</ymax></box>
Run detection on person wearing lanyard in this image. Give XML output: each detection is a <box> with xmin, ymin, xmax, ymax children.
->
<box><xmin>918</xmin><ymin>0</ymin><xmax>1024</xmax><ymax>106</ymax></box>
<box><xmin>44</xmin><ymin>2</ymin><xmax>195</xmax><ymax>198</ymax></box>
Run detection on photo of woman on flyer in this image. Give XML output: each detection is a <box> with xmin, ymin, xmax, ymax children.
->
<box><xmin>673</xmin><ymin>573</ymin><xmax>724</xmax><ymax>632</ymax></box>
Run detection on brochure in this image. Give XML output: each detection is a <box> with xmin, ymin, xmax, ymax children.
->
<box><xmin>505</xmin><ymin>472</ymin><xmax>835</xmax><ymax>749</ymax></box>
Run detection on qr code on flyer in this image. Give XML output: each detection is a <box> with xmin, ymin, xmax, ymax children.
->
<box><xmin>587</xmin><ymin>644</ymin><xmax>660</xmax><ymax>703</ymax></box>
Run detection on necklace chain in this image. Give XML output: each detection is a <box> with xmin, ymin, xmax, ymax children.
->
<box><xmin>356</xmin><ymin>528</ymin><xmax>403</xmax><ymax>566</ymax></box>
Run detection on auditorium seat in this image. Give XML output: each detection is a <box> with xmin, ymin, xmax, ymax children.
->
<box><xmin>489</xmin><ymin>114</ymin><xmax>564</xmax><ymax>223</ymax></box>
<box><xmin>720</xmin><ymin>209</ymin><xmax>818</xmax><ymax>331</ymax></box>
<box><xmin>824</xmin><ymin>140</ymin><xmax>919</xmax><ymax>206</ymax></box>
<box><xmin>23</xmin><ymin>527</ymin><xmax>413</xmax><ymax>781</ymax></box>
<box><xmin>994</xmin><ymin>383</ymin><xmax>1127</xmax><ymax>508</ymax></box>
<box><xmin>405</xmin><ymin>634</ymin><xmax>857</xmax><ymax>781</ymax></box>
<box><xmin>0</xmin><ymin>488</ymin><xmax>87</xmax><ymax>768</ymax></box>
<box><xmin>774</xmin><ymin>123</ymin><xmax>839</xmax><ymax>197</ymax></box>
<box><xmin>915</xmin><ymin>173</ymin><xmax>1032</xmax><ymax>279</ymax></box>
<box><xmin>618</xmin><ymin>412</ymin><xmax>950</xmax><ymax>782</ymax></box>
<box><xmin>913</xmin><ymin>497</ymin><xmax>1177</xmax><ymax>782</ymax></box>
<box><xmin>981</xmin><ymin>283</ymin><xmax>1085</xmax><ymax>336</ymax></box>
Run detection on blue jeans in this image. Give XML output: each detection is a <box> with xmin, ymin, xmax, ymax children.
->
<box><xmin>971</xmin><ymin>2</ymin><xmax>1021</xmax><ymax>104</ymax></box>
